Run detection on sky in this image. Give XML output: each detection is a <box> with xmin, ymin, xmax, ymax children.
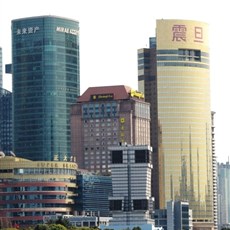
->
<box><xmin>0</xmin><ymin>0</ymin><xmax>229</xmax><ymax>163</ymax></box>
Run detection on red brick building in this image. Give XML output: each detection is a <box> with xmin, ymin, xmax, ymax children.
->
<box><xmin>71</xmin><ymin>85</ymin><xmax>150</xmax><ymax>174</ymax></box>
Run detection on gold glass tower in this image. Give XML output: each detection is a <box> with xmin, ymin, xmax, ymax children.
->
<box><xmin>138</xmin><ymin>19</ymin><xmax>214</xmax><ymax>228</ymax></box>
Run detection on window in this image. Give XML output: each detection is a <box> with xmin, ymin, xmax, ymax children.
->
<box><xmin>135</xmin><ymin>150</ymin><xmax>150</xmax><ymax>163</ymax></box>
<box><xmin>111</xmin><ymin>150</ymin><xmax>123</xmax><ymax>163</ymax></box>
<box><xmin>133</xmin><ymin>199</ymin><xmax>148</xmax><ymax>210</ymax></box>
<box><xmin>110</xmin><ymin>200</ymin><xmax>122</xmax><ymax>210</ymax></box>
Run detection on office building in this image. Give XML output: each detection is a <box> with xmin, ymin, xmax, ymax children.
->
<box><xmin>0</xmin><ymin>88</ymin><xmax>12</xmax><ymax>154</ymax></box>
<box><xmin>0</xmin><ymin>47</ymin><xmax>2</xmax><ymax>87</ymax></box>
<box><xmin>138</xmin><ymin>19</ymin><xmax>213</xmax><ymax>228</ymax></box>
<box><xmin>102</xmin><ymin>144</ymin><xmax>156</xmax><ymax>230</ymax></box>
<box><xmin>12</xmin><ymin>16</ymin><xmax>80</xmax><ymax>161</ymax></box>
<box><xmin>217</xmin><ymin>162</ymin><xmax>230</xmax><ymax>229</ymax></box>
<box><xmin>0</xmin><ymin>155</ymin><xmax>78</xmax><ymax>227</ymax></box>
<box><xmin>75</xmin><ymin>170</ymin><xmax>112</xmax><ymax>217</ymax></box>
<box><xmin>71</xmin><ymin>85</ymin><xmax>150</xmax><ymax>174</ymax></box>
<box><xmin>155</xmin><ymin>201</ymin><xmax>192</xmax><ymax>230</ymax></box>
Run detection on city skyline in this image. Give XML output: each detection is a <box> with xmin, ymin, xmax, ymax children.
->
<box><xmin>0</xmin><ymin>0</ymin><xmax>229</xmax><ymax>163</ymax></box>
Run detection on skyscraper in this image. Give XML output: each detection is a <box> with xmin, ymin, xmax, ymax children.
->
<box><xmin>0</xmin><ymin>88</ymin><xmax>12</xmax><ymax>155</ymax></box>
<box><xmin>12</xmin><ymin>16</ymin><xmax>80</xmax><ymax>161</ymax></box>
<box><xmin>138</xmin><ymin>19</ymin><xmax>213</xmax><ymax>228</ymax></box>
<box><xmin>0</xmin><ymin>47</ymin><xmax>2</xmax><ymax>88</ymax></box>
<box><xmin>71</xmin><ymin>85</ymin><xmax>150</xmax><ymax>174</ymax></box>
<box><xmin>0</xmin><ymin>47</ymin><xmax>12</xmax><ymax>155</ymax></box>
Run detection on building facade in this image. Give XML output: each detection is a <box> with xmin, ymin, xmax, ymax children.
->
<box><xmin>106</xmin><ymin>144</ymin><xmax>155</xmax><ymax>229</ymax></box>
<box><xmin>138</xmin><ymin>19</ymin><xmax>214</xmax><ymax>228</ymax></box>
<box><xmin>75</xmin><ymin>170</ymin><xmax>112</xmax><ymax>217</ymax></box>
<box><xmin>0</xmin><ymin>155</ymin><xmax>78</xmax><ymax>227</ymax></box>
<box><xmin>0</xmin><ymin>88</ymin><xmax>12</xmax><ymax>155</ymax></box>
<box><xmin>12</xmin><ymin>16</ymin><xmax>80</xmax><ymax>161</ymax></box>
<box><xmin>154</xmin><ymin>201</ymin><xmax>192</xmax><ymax>230</ymax></box>
<box><xmin>217</xmin><ymin>162</ymin><xmax>230</xmax><ymax>229</ymax></box>
<box><xmin>0</xmin><ymin>47</ymin><xmax>2</xmax><ymax>87</ymax></box>
<box><xmin>211</xmin><ymin>112</ymin><xmax>218</xmax><ymax>229</ymax></box>
<box><xmin>71</xmin><ymin>85</ymin><xmax>150</xmax><ymax>174</ymax></box>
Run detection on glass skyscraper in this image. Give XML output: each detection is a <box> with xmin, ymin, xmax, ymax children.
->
<box><xmin>0</xmin><ymin>47</ymin><xmax>2</xmax><ymax>88</ymax></box>
<box><xmin>138</xmin><ymin>20</ymin><xmax>214</xmax><ymax>229</ymax></box>
<box><xmin>12</xmin><ymin>16</ymin><xmax>80</xmax><ymax>161</ymax></box>
<box><xmin>0</xmin><ymin>88</ymin><xmax>12</xmax><ymax>155</ymax></box>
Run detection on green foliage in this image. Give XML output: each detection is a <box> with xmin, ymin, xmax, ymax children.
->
<box><xmin>34</xmin><ymin>224</ymin><xmax>50</xmax><ymax>230</ymax></box>
<box><xmin>55</xmin><ymin>217</ymin><xmax>72</xmax><ymax>229</ymax></box>
<box><xmin>48</xmin><ymin>224</ymin><xmax>67</xmax><ymax>230</ymax></box>
<box><xmin>132</xmin><ymin>227</ymin><xmax>141</xmax><ymax>230</ymax></box>
<box><xmin>73</xmin><ymin>228</ymin><xmax>97</xmax><ymax>230</ymax></box>
<box><xmin>34</xmin><ymin>222</ymin><xmax>102</xmax><ymax>230</ymax></box>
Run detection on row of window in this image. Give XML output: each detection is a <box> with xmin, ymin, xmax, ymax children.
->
<box><xmin>109</xmin><ymin>199</ymin><xmax>149</xmax><ymax>211</ymax></box>
<box><xmin>111</xmin><ymin>150</ymin><xmax>151</xmax><ymax>164</ymax></box>
<box><xmin>14</xmin><ymin>168</ymin><xmax>76</xmax><ymax>175</ymax></box>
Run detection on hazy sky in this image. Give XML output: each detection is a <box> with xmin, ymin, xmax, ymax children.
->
<box><xmin>0</xmin><ymin>0</ymin><xmax>229</xmax><ymax>163</ymax></box>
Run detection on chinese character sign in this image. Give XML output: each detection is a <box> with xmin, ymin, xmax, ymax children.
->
<box><xmin>157</xmin><ymin>20</ymin><xmax>208</xmax><ymax>52</ymax></box>
<box><xmin>171</xmin><ymin>24</ymin><xmax>204</xmax><ymax>43</ymax></box>
<box><xmin>172</xmin><ymin>25</ymin><xmax>187</xmax><ymax>42</ymax></box>
<box><xmin>16</xmin><ymin>26</ymin><xmax>40</xmax><ymax>35</ymax></box>
<box><xmin>194</xmin><ymin>26</ymin><xmax>203</xmax><ymax>43</ymax></box>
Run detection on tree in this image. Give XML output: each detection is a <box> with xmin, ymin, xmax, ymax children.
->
<box><xmin>34</xmin><ymin>224</ymin><xmax>49</xmax><ymax>230</ymax></box>
<box><xmin>48</xmin><ymin>224</ymin><xmax>67</xmax><ymax>230</ymax></box>
<box><xmin>55</xmin><ymin>217</ymin><xmax>72</xmax><ymax>229</ymax></box>
<box><xmin>132</xmin><ymin>227</ymin><xmax>141</xmax><ymax>230</ymax></box>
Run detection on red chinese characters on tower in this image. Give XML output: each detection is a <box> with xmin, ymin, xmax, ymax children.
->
<box><xmin>172</xmin><ymin>25</ymin><xmax>187</xmax><ymax>42</ymax></box>
<box><xmin>194</xmin><ymin>26</ymin><xmax>203</xmax><ymax>43</ymax></box>
<box><xmin>171</xmin><ymin>24</ymin><xmax>204</xmax><ymax>43</ymax></box>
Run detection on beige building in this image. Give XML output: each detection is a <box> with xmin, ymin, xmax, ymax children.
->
<box><xmin>0</xmin><ymin>154</ymin><xmax>77</xmax><ymax>227</ymax></box>
<box><xmin>138</xmin><ymin>19</ymin><xmax>214</xmax><ymax>229</ymax></box>
<box><xmin>71</xmin><ymin>85</ymin><xmax>150</xmax><ymax>174</ymax></box>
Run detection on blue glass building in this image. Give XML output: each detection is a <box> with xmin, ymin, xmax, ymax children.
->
<box><xmin>12</xmin><ymin>16</ymin><xmax>80</xmax><ymax>161</ymax></box>
<box><xmin>76</xmin><ymin>171</ymin><xmax>112</xmax><ymax>217</ymax></box>
<box><xmin>0</xmin><ymin>88</ymin><xmax>12</xmax><ymax>155</ymax></box>
<box><xmin>0</xmin><ymin>47</ymin><xmax>2</xmax><ymax>87</ymax></box>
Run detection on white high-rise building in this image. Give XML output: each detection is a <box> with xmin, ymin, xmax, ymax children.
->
<box><xmin>100</xmin><ymin>144</ymin><xmax>161</xmax><ymax>230</ymax></box>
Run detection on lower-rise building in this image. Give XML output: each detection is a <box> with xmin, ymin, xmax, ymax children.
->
<box><xmin>0</xmin><ymin>155</ymin><xmax>77</xmax><ymax>227</ymax></box>
<box><xmin>217</xmin><ymin>162</ymin><xmax>230</xmax><ymax>229</ymax></box>
<box><xmin>75</xmin><ymin>170</ymin><xmax>112</xmax><ymax>217</ymax></box>
<box><xmin>154</xmin><ymin>200</ymin><xmax>193</xmax><ymax>230</ymax></box>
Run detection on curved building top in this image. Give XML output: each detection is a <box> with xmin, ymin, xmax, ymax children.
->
<box><xmin>12</xmin><ymin>15</ymin><xmax>79</xmax><ymax>24</ymax></box>
<box><xmin>0</xmin><ymin>156</ymin><xmax>78</xmax><ymax>173</ymax></box>
<box><xmin>156</xmin><ymin>19</ymin><xmax>209</xmax><ymax>51</ymax></box>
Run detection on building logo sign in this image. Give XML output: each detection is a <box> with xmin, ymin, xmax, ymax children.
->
<box><xmin>172</xmin><ymin>24</ymin><xmax>203</xmax><ymax>43</ymax></box>
<box><xmin>130</xmin><ymin>89</ymin><xmax>144</xmax><ymax>99</ymax></box>
<box><xmin>16</xmin><ymin>26</ymin><xmax>40</xmax><ymax>35</ymax></box>
<box><xmin>36</xmin><ymin>162</ymin><xmax>77</xmax><ymax>169</ymax></box>
<box><xmin>120</xmin><ymin>117</ymin><xmax>125</xmax><ymax>143</ymax></box>
<box><xmin>56</xmin><ymin>26</ymin><xmax>79</xmax><ymax>35</ymax></box>
<box><xmin>91</xmin><ymin>94</ymin><xmax>114</xmax><ymax>101</ymax></box>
